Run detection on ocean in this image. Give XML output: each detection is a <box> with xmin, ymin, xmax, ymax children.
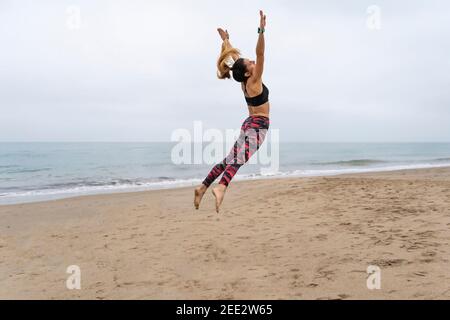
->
<box><xmin>1</xmin><ymin>142</ymin><xmax>449</xmax><ymax>205</ymax></box>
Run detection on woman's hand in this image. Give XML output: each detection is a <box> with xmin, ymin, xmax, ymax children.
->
<box><xmin>217</xmin><ymin>28</ymin><xmax>229</xmax><ymax>41</ymax></box>
<box><xmin>259</xmin><ymin>10</ymin><xmax>266</xmax><ymax>28</ymax></box>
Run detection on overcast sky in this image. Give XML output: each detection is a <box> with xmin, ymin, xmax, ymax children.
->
<box><xmin>1</xmin><ymin>0</ymin><xmax>449</xmax><ymax>142</ymax></box>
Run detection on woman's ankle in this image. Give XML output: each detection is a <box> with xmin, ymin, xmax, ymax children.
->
<box><xmin>217</xmin><ymin>182</ymin><xmax>228</xmax><ymax>189</ymax></box>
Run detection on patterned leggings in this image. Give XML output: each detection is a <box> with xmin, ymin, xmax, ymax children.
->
<box><xmin>202</xmin><ymin>115</ymin><xmax>270</xmax><ymax>187</ymax></box>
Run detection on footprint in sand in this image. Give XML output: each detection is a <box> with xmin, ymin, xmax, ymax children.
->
<box><xmin>314</xmin><ymin>234</ymin><xmax>328</xmax><ymax>241</ymax></box>
<box><xmin>369</xmin><ymin>258</ymin><xmax>408</xmax><ymax>267</ymax></box>
<box><xmin>412</xmin><ymin>271</ymin><xmax>427</xmax><ymax>277</ymax></box>
<box><xmin>203</xmin><ymin>242</ymin><xmax>228</xmax><ymax>263</ymax></box>
<box><xmin>421</xmin><ymin>250</ymin><xmax>436</xmax><ymax>257</ymax></box>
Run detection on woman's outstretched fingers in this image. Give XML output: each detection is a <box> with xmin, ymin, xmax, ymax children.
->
<box><xmin>259</xmin><ymin>10</ymin><xmax>266</xmax><ymax>27</ymax></box>
<box><xmin>217</xmin><ymin>27</ymin><xmax>228</xmax><ymax>40</ymax></box>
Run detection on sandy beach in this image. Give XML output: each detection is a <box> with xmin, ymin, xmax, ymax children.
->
<box><xmin>1</xmin><ymin>167</ymin><xmax>450</xmax><ymax>300</ymax></box>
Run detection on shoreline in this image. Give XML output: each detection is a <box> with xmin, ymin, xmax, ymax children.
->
<box><xmin>2</xmin><ymin>163</ymin><xmax>450</xmax><ymax>206</ymax></box>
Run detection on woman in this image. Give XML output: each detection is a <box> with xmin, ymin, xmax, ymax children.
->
<box><xmin>194</xmin><ymin>10</ymin><xmax>270</xmax><ymax>213</ymax></box>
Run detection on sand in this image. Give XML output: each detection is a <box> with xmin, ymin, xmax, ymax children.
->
<box><xmin>1</xmin><ymin>167</ymin><xmax>450</xmax><ymax>299</ymax></box>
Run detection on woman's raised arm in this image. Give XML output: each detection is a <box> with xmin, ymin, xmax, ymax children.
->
<box><xmin>253</xmin><ymin>10</ymin><xmax>266</xmax><ymax>80</ymax></box>
<box><xmin>218</xmin><ymin>28</ymin><xmax>240</xmax><ymax>61</ymax></box>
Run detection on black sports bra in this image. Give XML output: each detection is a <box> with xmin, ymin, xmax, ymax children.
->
<box><xmin>243</xmin><ymin>81</ymin><xmax>269</xmax><ymax>107</ymax></box>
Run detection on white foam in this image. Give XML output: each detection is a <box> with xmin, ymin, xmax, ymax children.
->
<box><xmin>0</xmin><ymin>178</ymin><xmax>202</xmax><ymax>205</ymax></box>
<box><xmin>236</xmin><ymin>162</ymin><xmax>450</xmax><ymax>181</ymax></box>
<box><xmin>1</xmin><ymin>162</ymin><xmax>450</xmax><ymax>205</ymax></box>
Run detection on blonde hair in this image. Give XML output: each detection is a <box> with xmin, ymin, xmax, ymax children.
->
<box><xmin>217</xmin><ymin>40</ymin><xmax>241</xmax><ymax>80</ymax></box>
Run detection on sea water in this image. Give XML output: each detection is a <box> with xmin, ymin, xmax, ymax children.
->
<box><xmin>1</xmin><ymin>142</ymin><xmax>449</xmax><ymax>205</ymax></box>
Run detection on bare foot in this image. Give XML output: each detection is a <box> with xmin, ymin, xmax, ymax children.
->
<box><xmin>194</xmin><ymin>184</ymin><xmax>208</xmax><ymax>209</ymax></box>
<box><xmin>211</xmin><ymin>184</ymin><xmax>227</xmax><ymax>213</ymax></box>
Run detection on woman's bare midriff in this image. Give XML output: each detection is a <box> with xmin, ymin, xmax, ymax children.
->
<box><xmin>247</xmin><ymin>103</ymin><xmax>270</xmax><ymax>118</ymax></box>
<box><xmin>241</xmin><ymin>82</ymin><xmax>270</xmax><ymax>118</ymax></box>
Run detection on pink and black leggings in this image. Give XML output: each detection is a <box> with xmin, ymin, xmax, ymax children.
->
<box><xmin>202</xmin><ymin>115</ymin><xmax>270</xmax><ymax>187</ymax></box>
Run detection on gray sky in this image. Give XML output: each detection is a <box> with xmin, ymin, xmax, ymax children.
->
<box><xmin>1</xmin><ymin>0</ymin><xmax>449</xmax><ymax>142</ymax></box>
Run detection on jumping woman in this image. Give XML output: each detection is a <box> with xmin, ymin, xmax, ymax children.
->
<box><xmin>194</xmin><ymin>10</ymin><xmax>270</xmax><ymax>213</ymax></box>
